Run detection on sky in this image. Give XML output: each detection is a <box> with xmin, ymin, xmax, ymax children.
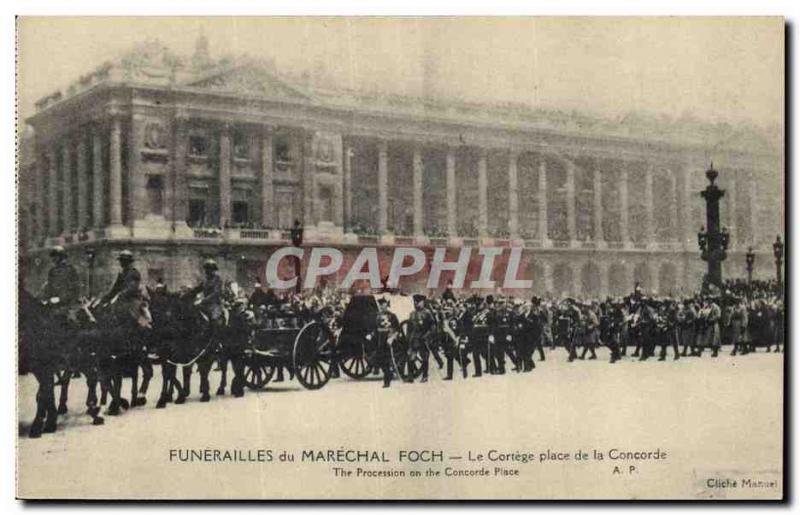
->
<box><xmin>17</xmin><ymin>16</ymin><xmax>784</xmax><ymax>129</ymax></box>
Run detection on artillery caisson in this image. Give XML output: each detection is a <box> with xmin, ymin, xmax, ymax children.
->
<box><xmin>334</xmin><ymin>294</ymin><xmax>414</xmax><ymax>382</ymax></box>
<box><xmin>243</xmin><ymin>312</ymin><xmax>336</xmax><ymax>391</ymax></box>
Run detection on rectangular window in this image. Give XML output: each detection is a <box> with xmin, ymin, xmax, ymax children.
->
<box><xmin>318</xmin><ymin>185</ymin><xmax>333</xmax><ymax>222</ymax></box>
<box><xmin>232</xmin><ymin>188</ymin><xmax>251</xmax><ymax>225</ymax></box>
<box><xmin>189</xmin><ymin>135</ymin><xmax>208</xmax><ymax>157</ymax></box>
<box><xmin>146</xmin><ymin>175</ymin><xmax>164</xmax><ymax>216</ymax></box>
<box><xmin>232</xmin><ymin>201</ymin><xmax>249</xmax><ymax>225</ymax></box>
<box><xmin>277</xmin><ymin>191</ymin><xmax>294</xmax><ymax>229</ymax></box>
<box><xmin>275</xmin><ymin>138</ymin><xmax>291</xmax><ymax>163</ymax></box>
<box><xmin>233</xmin><ymin>131</ymin><xmax>249</xmax><ymax>159</ymax></box>
<box><xmin>188</xmin><ymin>185</ymin><xmax>209</xmax><ymax>226</ymax></box>
<box><xmin>189</xmin><ymin>199</ymin><xmax>206</xmax><ymax>226</ymax></box>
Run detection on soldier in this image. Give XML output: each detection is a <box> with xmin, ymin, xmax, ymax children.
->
<box><xmin>407</xmin><ymin>294</ymin><xmax>435</xmax><ymax>383</ymax></box>
<box><xmin>248</xmin><ymin>282</ymin><xmax>272</xmax><ymax>310</ymax></box>
<box><xmin>657</xmin><ymin>300</ymin><xmax>680</xmax><ymax>361</ymax></box>
<box><xmin>773</xmin><ymin>299</ymin><xmax>784</xmax><ymax>353</ymax></box>
<box><xmin>706</xmin><ymin>295</ymin><xmax>722</xmax><ymax>357</ymax></box>
<box><xmin>485</xmin><ymin>295</ymin><xmax>511</xmax><ymax>374</ymax></box>
<box><xmin>441</xmin><ymin>281</ymin><xmax>456</xmax><ymax>302</ymax></box>
<box><xmin>605</xmin><ymin>300</ymin><xmax>624</xmax><ymax>363</ymax></box>
<box><xmin>100</xmin><ymin>250</ymin><xmax>147</xmax><ymax>329</ymax></box>
<box><xmin>189</xmin><ymin>259</ymin><xmax>224</xmax><ymax>335</ymax></box>
<box><xmin>40</xmin><ymin>245</ymin><xmax>81</xmax><ymax>319</ymax></box>
<box><xmin>678</xmin><ymin>299</ymin><xmax>697</xmax><ymax>356</ymax></box>
<box><xmin>579</xmin><ymin>302</ymin><xmax>600</xmax><ymax>360</ymax></box>
<box><xmin>730</xmin><ymin>296</ymin><xmax>750</xmax><ymax>356</ymax></box>
<box><xmin>528</xmin><ymin>296</ymin><xmax>547</xmax><ymax>362</ymax></box>
<box><xmin>560</xmin><ymin>299</ymin><xmax>581</xmax><ymax>362</ymax></box>
<box><xmin>376</xmin><ymin>297</ymin><xmax>400</xmax><ymax>388</ymax></box>
<box><xmin>442</xmin><ymin>300</ymin><xmax>470</xmax><ymax>380</ymax></box>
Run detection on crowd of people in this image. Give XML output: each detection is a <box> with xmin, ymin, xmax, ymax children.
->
<box><xmin>22</xmin><ymin>245</ymin><xmax>785</xmax><ymax>437</ymax></box>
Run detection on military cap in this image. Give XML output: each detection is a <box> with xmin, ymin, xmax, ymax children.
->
<box><xmin>49</xmin><ymin>245</ymin><xmax>66</xmax><ymax>258</ymax></box>
<box><xmin>118</xmin><ymin>249</ymin><xmax>134</xmax><ymax>261</ymax></box>
<box><xmin>203</xmin><ymin>258</ymin><xmax>218</xmax><ymax>270</ymax></box>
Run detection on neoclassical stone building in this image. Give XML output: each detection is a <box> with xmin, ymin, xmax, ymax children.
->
<box><xmin>19</xmin><ymin>39</ymin><xmax>784</xmax><ymax>297</ymax></box>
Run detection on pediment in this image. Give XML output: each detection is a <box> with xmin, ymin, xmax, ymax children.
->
<box><xmin>184</xmin><ymin>62</ymin><xmax>310</xmax><ymax>101</ymax></box>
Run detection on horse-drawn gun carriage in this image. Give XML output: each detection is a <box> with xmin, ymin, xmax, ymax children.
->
<box><xmin>242</xmin><ymin>305</ymin><xmax>337</xmax><ymax>391</ymax></box>
<box><xmin>331</xmin><ymin>293</ymin><xmax>415</xmax><ymax>382</ymax></box>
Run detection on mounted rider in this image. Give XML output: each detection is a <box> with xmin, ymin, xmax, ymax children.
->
<box><xmin>189</xmin><ymin>258</ymin><xmax>225</xmax><ymax>334</ymax></box>
<box><xmin>40</xmin><ymin>245</ymin><xmax>81</xmax><ymax>321</ymax></box>
<box><xmin>99</xmin><ymin>249</ymin><xmax>149</xmax><ymax>330</ymax></box>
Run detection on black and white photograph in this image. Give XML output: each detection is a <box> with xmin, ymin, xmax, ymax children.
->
<box><xmin>14</xmin><ymin>15</ymin><xmax>785</xmax><ymax>500</ymax></box>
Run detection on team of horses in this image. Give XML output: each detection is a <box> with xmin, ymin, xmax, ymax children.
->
<box><xmin>18</xmin><ymin>287</ymin><xmax>252</xmax><ymax>438</ymax></box>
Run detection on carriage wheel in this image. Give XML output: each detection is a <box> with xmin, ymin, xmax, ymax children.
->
<box><xmin>393</xmin><ymin>321</ymin><xmax>424</xmax><ymax>382</ymax></box>
<box><xmin>338</xmin><ymin>353</ymin><xmax>372</xmax><ymax>380</ymax></box>
<box><xmin>293</xmin><ymin>321</ymin><xmax>335</xmax><ymax>390</ymax></box>
<box><xmin>243</xmin><ymin>356</ymin><xmax>275</xmax><ymax>390</ymax></box>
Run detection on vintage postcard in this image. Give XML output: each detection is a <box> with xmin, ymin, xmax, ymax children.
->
<box><xmin>16</xmin><ymin>16</ymin><xmax>785</xmax><ymax>500</ymax></box>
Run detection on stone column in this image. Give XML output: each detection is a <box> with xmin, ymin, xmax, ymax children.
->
<box><xmin>128</xmin><ymin>114</ymin><xmax>147</xmax><ymax>224</ymax></box>
<box><xmin>593</xmin><ymin>166</ymin><xmax>605</xmax><ymax>248</ymax></box>
<box><xmin>377</xmin><ymin>139</ymin><xmax>389</xmax><ymax>234</ymax></box>
<box><xmin>75</xmin><ymin>133</ymin><xmax>88</xmax><ymax>231</ymax></box>
<box><xmin>109</xmin><ymin>116</ymin><xmax>123</xmax><ymax>226</ymax></box>
<box><xmin>446</xmin><ymin>146</ymin><xmax>456</xmax><ymax>237</ymax></box>
<box><xmin>541</xmin><ymin>260</ymin><xmax>554</xmax><ymax>296</ymax></box>
<box><xmin>727</xmin><ymin>171</ymin><xmax>738</xmax><ymax>248</ymax></box>
<box><xmin>651</xmin><ymin>261</ymin><xmax>661</xmax><ymax>294</ymax></box>
<box><xmin>302</xmin><ymin>132</ymin><xmax>315</xmax><ymax>226</ymax></box>
<box><xmin>748</xmin><ymin>169</ymin><xmax>758</xmax><ymax>246</ymax></box>
<box><xmin>47</xmin><ymin>147</ymin><xmax>58</xmax><ymax>236</ymax></box>
<box><xmin>477</xmin><ymin>149</ymin><xmax>488</xmax><ymax>238</ymax></box>
<box><xmin>682</xmin><ymin>163</ymin><xmax>697</xmax><ymax>249</ymax></box>
<box><xmin>565</xmin><ymin>159</ymin><xmax>577</xmax><ymax>245</ymax></box>
<box><xmin>172</xmin><ymin>116</ymin><xmax>189</xmax><ymax>227</ymax></box>
<box><xmin>538</xmin><ymin>160</ymin><xmax>550</xmax><ymax>246</ymax></box>
<box><xmin>571</xmin><ymin>264</ymin><xmax>581</xmax><ymax>298</ymax></box>
<box><xmin>669</xmin><ymin>169</ymin><xmax>679</xmax><ymax>244</ymax></box>
<box><xmin>343</xmin><ymin>144</ymin><xmax>353</xmax><ymax>231</ymax></box>
<box><xmin>598</xmin><ymin>261</ymin><xmax>610</xmax><ymax>297</ymax></box>
<box><xmin>507</xmin><ymin>149</ymin><xmax>519</xmax><ymax>240</ymax></box>
<box><xmin>412</xmin><ymin>145</ymin><xmax>424</xmax><ymax>236</ymax></box>
<box><xmin>619</xmin><ymin>165</ymin><xmax>630</xmax><ymax>248</ymax></box>
<box><xmin>91</xmin><ymin>127</ymin><xmax>104</xmax><ymax>228</ymax></box>
<box><xmin>61</xmin><ymin>142</ymin><xmax>73</xmax><ymax>234</ymax></box>
<box><xmin>644</xmin><ymin>164</ymin><xmax>655</xmax><ymax>247</ymax></box>
<box><xmin>34</xmin><ymin>156</ymin><xmax>45</xmax><ymax>241</ymax></box>
<box><xmin>260</xmin><ymin>127</ymin><xmax>275</xmax><ymax>227</ymax></box>
<box><xmin>218</xmin><ymin>124</ymin><xmax>232</xmax><ymax>227</ymax></box>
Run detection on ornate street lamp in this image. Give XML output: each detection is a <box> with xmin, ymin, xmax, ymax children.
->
<box><xmin>745</xmin><ymin>247</ymin><xmax>755</xmax><ymax>283</ymax></box>
<box><xmin>698</xmin><ymin>163</ymin><xmax>728</xmax><ymax>289</ymax></box>
<box><xmin>773</xmin><ymin>235</ymin><xmax>784</xmax><ymax>286</ymax></box>
<box><xmin>290</xmin><ymin>219</ymin><xmax>304</xmax><ymax>293</ymax></box>
<box><xmin>85</xmin><ymin>247</ymin><xmax>96</xmax><ymax>297</ymax></box>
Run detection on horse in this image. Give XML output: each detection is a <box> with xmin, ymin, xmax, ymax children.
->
<box><xmin>148</xmin><ymin>290</ymin><xmax>247</xmax><ymax>405</ymax></box>
<box><xmin>19</xmin><ymin>290</ymin><xmax>104</xmax><ymax>438</ymax></box>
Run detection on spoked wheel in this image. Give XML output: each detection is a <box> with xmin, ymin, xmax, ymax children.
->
<box><xmin>293</xmin><ymin>321</ymin><xmax>335</xmax><ymax>390</ymax></box>
<box><xmin>243</xmin><ymin>355</ymin><xmax>275</xmax><ymax>390</ymax></box>
<box><xmin>393</xmin><ymin>321</ymin><xmax>424</xmax><ymax>382</ymax></box>
<box><xmin>337</xmin><ymin>333</ymin><xmax>373</xmax><ymax>379</ymax></box>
